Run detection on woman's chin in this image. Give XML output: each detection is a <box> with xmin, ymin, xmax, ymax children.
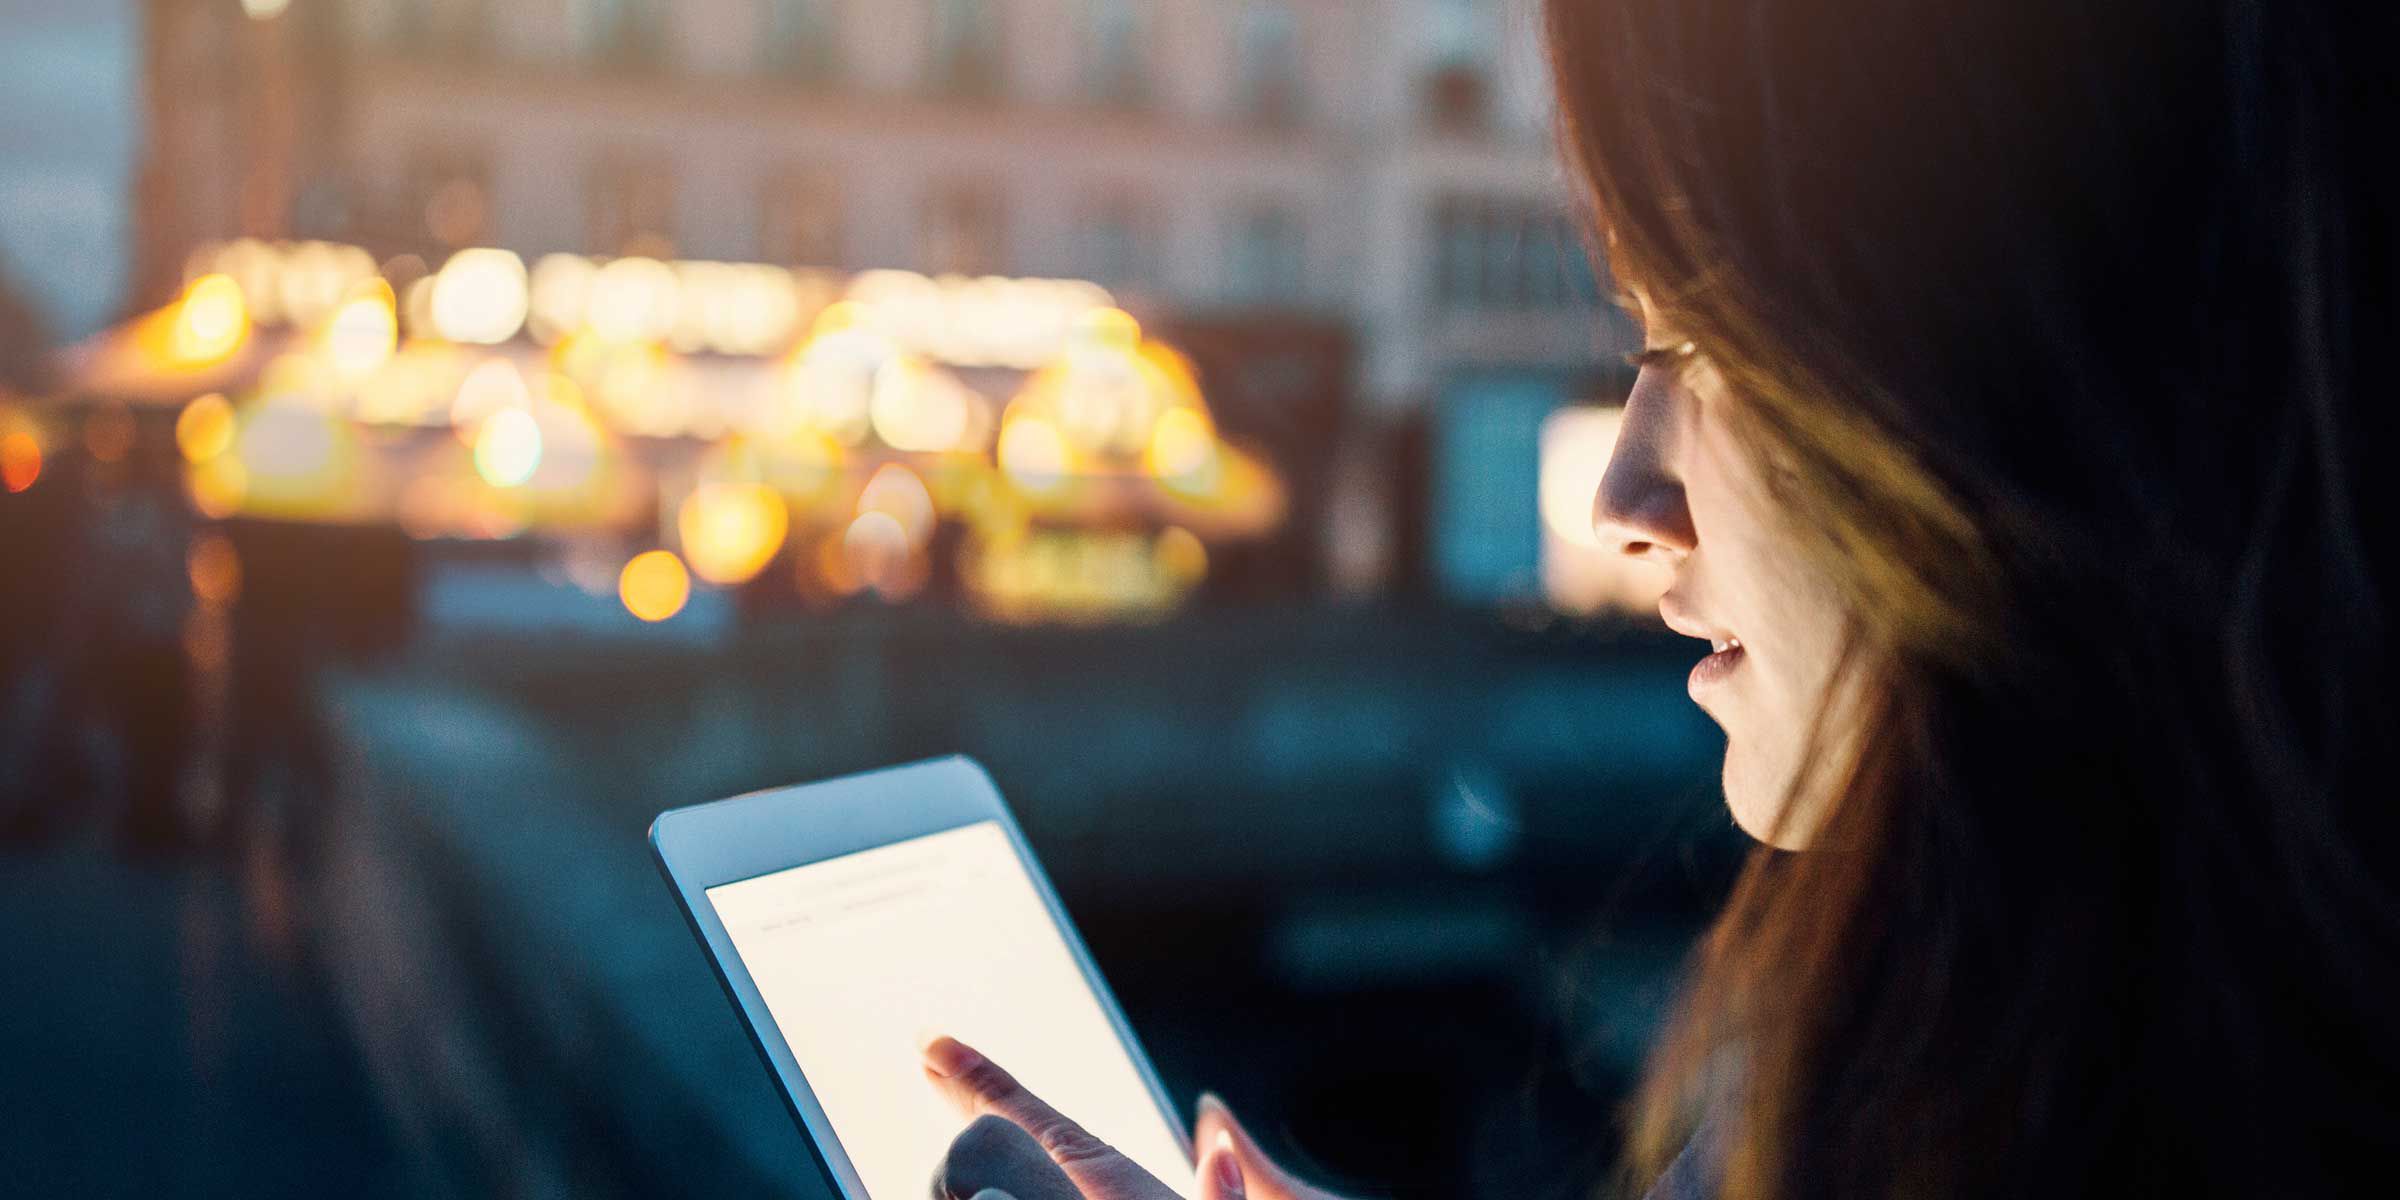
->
<box><xmin>1723</xmin><ymin>754</ymin><xmax>1813</xmax><ymax>850</ymax></box>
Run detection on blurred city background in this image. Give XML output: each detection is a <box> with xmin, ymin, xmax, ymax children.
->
<box><xmin>0</xmin><ymin>2</ymin><xmax>1743</xmax><ymax>1197</ymax></box>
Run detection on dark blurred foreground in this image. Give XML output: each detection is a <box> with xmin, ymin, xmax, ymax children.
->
<box><xmin>2</xmin><ymin>521</ymin><xmax>1736</xmax><ymax>1199</ymax></box>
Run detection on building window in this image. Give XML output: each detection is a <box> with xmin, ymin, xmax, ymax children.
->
<box><xmin>405</xmin><ymin>143</ymin><xmax>491</xmax><ymax>249</ymax></box>
<box><xmin>1082</xmin><ymin>0</ymin><xmax>1149</xmax><ymax>109</ymax></box>
<box><xmin>1430</xmin><ymin>195</ymin><xmax>1603</xmax><ymax>311</ymax></box>
<box><xmin>762</xmin><ymin>172</ymin><xmax>844</xmax><ymax>267</ymax></box>
<box><xmin>579</xmin><ymin>0</ymin><xmax>667</xmax><ymax>70</ymax></box>
<box><xmin>1226</xmin><ymin>204</ymin><xmax>1305</xmax><ymax>305</ymax></box>
<box><xmin>1234</xmin><ymin>1</ymin><xmax>1303</xmax><ymax>128</ymax></box>
<box><xmin>587</xmin><ymin>152</ymin><xmax>677</xmax><ymax>257</ymax></box>
<box><xmin>759</xmin><ymin>0</ymin><xmax>839</xmax><ymax>82</ymax></box>
<box><xmin>1080</xmin><ymin>194</ymin><xmax>1157</xmax><ymax>292</ymax></box>
<box><xmin>921</xmin><ymin>182</ymin><xmax>1005</xmax><ymax>277</ymax></box>
<box><xmin>929</xmin><ymin>0</ymin><xmax>1005</xmax><ymax>99</ymax></box>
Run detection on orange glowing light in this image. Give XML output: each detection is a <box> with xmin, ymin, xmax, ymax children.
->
<box><xmin>172</xmin><ymin>274</ymin><xmax>250</xmax><ymax>365</ymax></box>
<box><xmin>176</xmin><ymin>394</ymin><xmax>237</xmax><ymax>463</ymax></box>
<box><xmin>1</xmin><ymin>431</ymin><xmax>40</xmax><ymax>492</ymax></box>
<box><xmin>619</xmin><ymin>550</ymin><xmax>691</xmax><ymax>622</ymax></box>
<box><xmin>186</xmin><ymin>534</ymin><xmax>242</xmax><ymax>606</ymax></box>
<box><xmin>677</xmin><ymin>481</ymin><xmax>790</xmax><ymax>586</ymax></box>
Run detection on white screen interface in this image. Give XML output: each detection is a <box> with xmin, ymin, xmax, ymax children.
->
<box><xmin>705</xmin><ymin>820</ymin><xmax>1194</xmax><ymax>1200</ymax></box>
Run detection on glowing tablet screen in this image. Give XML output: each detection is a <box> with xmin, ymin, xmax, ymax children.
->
<box><xmin>707</xmin><ymin>820</ymin><xmax>1193</xmax><ymax>1199</ymax></box>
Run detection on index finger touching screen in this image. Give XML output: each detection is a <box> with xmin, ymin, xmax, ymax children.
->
<box><xmin>706</xmin><ymin>821</ymin><xmax>1196</xmax><ymax>1199</ymax></box>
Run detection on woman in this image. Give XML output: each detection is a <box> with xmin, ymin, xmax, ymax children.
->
<box><xmin>920</xmin><ymin>1</ymin><xmax>2400</xmax><ymax>1196</ymax></box>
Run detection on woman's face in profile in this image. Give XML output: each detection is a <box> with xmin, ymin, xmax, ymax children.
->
<box><xmin>1599</xmin><ymin>301</ymin><xmax>1859</xmax><ymax>849</ymax></box>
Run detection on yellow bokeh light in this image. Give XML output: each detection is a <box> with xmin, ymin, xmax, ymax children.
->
<box><xmin>473</xmin><ymin>406</ymin><xmax>544</xmax><ymax>488</ymax></box>
<box><xmin>1</xmin><ymin>431</ymin><xmax>40</xmax><ymax>493</ymax></box>
<box><xmin>175</xmin><ymin>393</ymin><xmax>238</xmax><ymax>463</ymax></box>
<box><xmin>430</xmin><ymin>248</ymin><xmax>530</xmax><ymax>344</ymax></box>
<box><xmin>1145</xmin><ymin>406</ymin><xmax>1217</xmax><ymax>482</ymax></box>
<box><xmin>172</xmin><ymin>274</ymin><xmax>250</xmax><ymax>365</ymax></box>
<box><xmin>187</xmin><ymin>455</ymin><xmax>249</xmax><ymax>518</ymax></box>
<box><xmin>324</xmin><ymin>281</ymin><xmax>399</xmax><ymax>378</ymax></box>
<box><xmin>1154</xmin><ymin>525</ymin><xmax>1208</xmax><ymax>587</ymax></box>
<box><xmin>855</xmin><ymin>462</ymin><xmax>937</xmax><ymax>548</ymax></box>
<box><xmin>677</xmin><ymin>481</ymin><xmax>790</xmax><ymax>586</ymax></box>
<box><xmin>998</xmin><ymin>415</ymin><xmax>1072</xmax><ymax>495</ymax></box>
<box><xmin>619</xmin><ymin>550</ymin><xmax>692</xmax><ymax>622</ymax></box>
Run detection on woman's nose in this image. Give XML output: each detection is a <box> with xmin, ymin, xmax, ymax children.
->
<box><xmin>1594</xmin><ymin>375</ymin><xmax>1696</xmax><ymax>564</ymax></box>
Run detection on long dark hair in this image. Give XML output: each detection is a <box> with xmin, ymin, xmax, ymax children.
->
<box><xmin>1544</xmin><ymin>2</ymin><xmax>2400</xmax><ymax>1196</ymax></box>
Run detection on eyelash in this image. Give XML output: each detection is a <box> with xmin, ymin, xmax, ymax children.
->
<box><xmin>1622</xmin><ymin>341</ymin><xmax>1699</xmax><ymax>371</ymax></box>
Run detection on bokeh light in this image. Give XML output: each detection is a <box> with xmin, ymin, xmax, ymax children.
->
<box><xmin>677</xmin><ymin>482</ymin><xmax>790</xmax><ymax>586</ymax></box>
<box><xmin>841</xmin><ymin>511</ymin><xmax>915</xmax><ymax>595</ymax></box>
<box><xmin>176</xmin><ymin>393</ymin><xmax>238</xmax><ymax>463</ymax></box>
<box><xmin>1154</xmin><ymin>525</ymin><xmax>1208</xmax><ymax>587</ymax></box>
<box><xmin>452</xmin><ymin>359</ymin><xmax>531</xmax><ymax>441</ymax></box>
<box><xmin>1145</xmin><ymin>406</ymin><xmax>1217</xmax><ymax>482</ymax></box>
<box><xmin>430</xmin><ymin>248</ymin><xmax>531</xmax><ymax>344</ymax></box>
<box><xmin>618</xmin><ymin>549</ymin><xmax>691</xmax><ymax>622</ymax></box>
<box><xmin>1</xmin><ymin>431</ymin><xmax>40</xmax><ymax>492</ymax></box>
<box><xmin>324</xmin><ymin>281</ymin><xmax>399</xmax><ymax>378</ymax></box>
<box><xmin>855</xmin><ymin>462</ymin><xmax>937</xmax><ymax>548</ymax></box>
<box><xmin>586</xmin><ymin>257</ymin><xmax>680</xmax><ymax>343</ymax></box>
<box><xmin>172</xmin><ymin>274</ymin><xmax>250</xmax><ymax>365</ymax></box>
<box><xmin>997</xmin><ymin>414</ymin><xmax>1071</xmax><ymax>495</ymax></box>
<box><xmin>186</xmin><ymin>533</ymin><xmax>242</xmax><ymax>606</ymax></box>
<box><xmin>473</xmin><ymin>406</ymin><xmax>544</xmax><ymax>488</ymax></box>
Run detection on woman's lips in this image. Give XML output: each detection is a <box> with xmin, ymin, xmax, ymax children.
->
<box><xmin>1689</xmin><ymin>638</ymin><xmax>1745</xmax><ymax>697</ymax></box>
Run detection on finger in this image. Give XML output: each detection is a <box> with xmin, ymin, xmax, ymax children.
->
<box><xmin>923</xmin><ymin>1036</ymin><xmax>1168</xmax><ymax>1196</ymax></box>
<box><xmin>1196</xmin><ymin>1128</ymin><xmax>1246</xmax><ymax>1200</ymax></box>
<box><xmin>933</xmin><ymin>1114</ymin><xmax>1081</xmax><ymax>1200</ymax></box>
<box><xmin>1193</xmin><ymin>1095</ymin><xmax>1331</xmax><ymax>1200</ymax></box>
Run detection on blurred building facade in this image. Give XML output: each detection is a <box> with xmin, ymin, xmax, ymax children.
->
<box><xmin>142</xmin><ymin>0</ymin><xmax>1634</xmax><ymax>415</ymax></box>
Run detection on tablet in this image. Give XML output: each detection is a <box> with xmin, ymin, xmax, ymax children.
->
<box><xmin>650</xmin><ymin>756</ymin><xmax>1195</xmax><ymax>1200</ymax></box>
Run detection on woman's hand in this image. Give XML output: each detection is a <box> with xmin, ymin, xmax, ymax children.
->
<box><xmin>922</xmin><ymin>1036</ymin><xmax>1357</xmax><ymax>1200</ymax></box>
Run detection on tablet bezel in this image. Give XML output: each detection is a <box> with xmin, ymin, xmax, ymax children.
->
<box><xmin>649</xmin><ymin>754</ymin><xmax>1192</xmax><ymax>1200</ymax></box>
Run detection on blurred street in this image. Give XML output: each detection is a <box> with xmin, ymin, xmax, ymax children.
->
<box><xmin>0</xmin><ymin>2</ymin><xmax>1721</xmax><ymax>1196</ymax></box>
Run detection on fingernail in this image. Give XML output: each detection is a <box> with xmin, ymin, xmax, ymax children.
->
<box><xmin>1213</xmin><ymin>1134</ymin><xmax>1244</xmax><ymax>1195</ymax></box>
<box><xmin>1195</xmin><ymin>1091</ymin><xmax>1228</xmax><ymax>1120</ymax></box>
<box><xmin>921</xmin><ymin>1035</ymin><xmax>983</xmax><ymax>1078</ymax></box>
